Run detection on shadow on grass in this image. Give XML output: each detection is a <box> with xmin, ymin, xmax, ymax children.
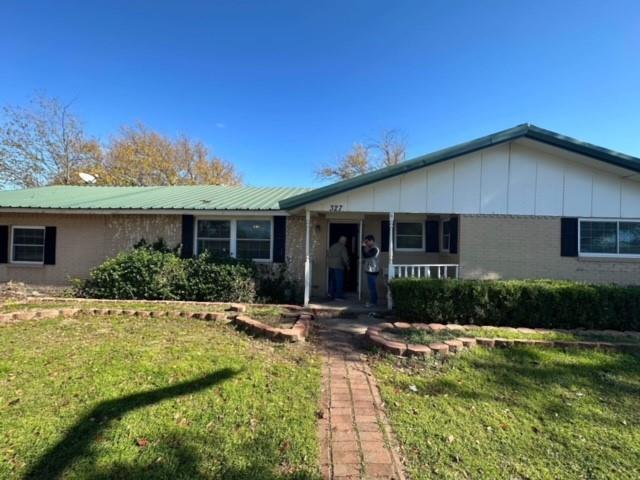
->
<box><xmin>84</xmin><ymin>430</ymin><xmax>319</xmax><ymax>480</ymax></box>
<box><xmin>415</xmin><ymin>347</ymin><xmax>640</xmax><ymax>426</ymax></box>
<box><xmin>24</xmin><ymin>368</ymin><xmax>240</xmax><ymax>480</ymax></box>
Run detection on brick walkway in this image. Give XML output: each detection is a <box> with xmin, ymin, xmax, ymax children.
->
<box><xmin>317</xmin><ymin>327</ymin><xmax>405</xmax><ymax>479</ymax></box>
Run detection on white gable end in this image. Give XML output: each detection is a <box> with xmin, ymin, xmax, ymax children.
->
<box><xmin>307</xmin><ymin>139</ymin><xmax>640</xmax><ymax>218</ymax></box>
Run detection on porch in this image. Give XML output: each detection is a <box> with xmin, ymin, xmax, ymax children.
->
<box><xmin>300</xmin><ymin>211</ymin><xmax>460</xmax><ymax>308</ymax></box>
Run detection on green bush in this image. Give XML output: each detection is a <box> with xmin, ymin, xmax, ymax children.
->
<box><xmin>255</xmin><ymin>263</ymin><xmax>303</xmax><ymax>305</ymax></box>
<box><xmin>75</xmin><ymin>246</ymin><xmax>186</xmax><ymax>300</ymax></box>
<box><xmin>180</xmin><ymin>252</ymin><xmax>257</xmax><ymax>303</ymax></box>
<box><xmin>76</xmin><ymin>244</ymin><xmax>258</xmax><ymax>303</ymax></box>
<box><xmin>390</xmin><ymin>278</ymin><xmax>640</xmax><ymax>331</ymax></box>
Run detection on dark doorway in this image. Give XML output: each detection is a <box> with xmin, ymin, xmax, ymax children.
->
<box><xmin>328</xmin><ymin>223</ymin><xmax>359</xmax><ymax>293</ymax></box>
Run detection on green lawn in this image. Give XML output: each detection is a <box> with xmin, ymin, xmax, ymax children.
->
<box><xmin>397</xmin><ymin>326</ymin><xmax>640</xmax><ymax>346</ymax></box>
<box><xmin>0</xmin><ymin>313</ymin><xmax>321</xmax><ymax>479</ymax></box>
<box><xmin>374</xmin><ymin>347</ymin><xmax>640</xmax><ymax>479</ymax></box>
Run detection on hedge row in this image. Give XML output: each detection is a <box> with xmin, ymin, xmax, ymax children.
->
<box><xmin>390</xmin><ymin>278</ymin><xmax>640</xmax><ymax>331</ymax></box>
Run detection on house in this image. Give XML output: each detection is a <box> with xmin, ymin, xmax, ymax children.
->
<box><xmin>1</xmin><ymin>124</ymin><xmax>640</xmax><ymax>307</ymax></box>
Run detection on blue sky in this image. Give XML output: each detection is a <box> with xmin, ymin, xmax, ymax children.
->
<box><xmin>1</xmin><ymin>0</ymin><xmax>639</xmax><ymax>187</ymax></box>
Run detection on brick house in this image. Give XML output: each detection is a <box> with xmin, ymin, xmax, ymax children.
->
<box><xmin>2</xmin><ymin>124</ymin><xmax>640</xmax><ymax>306</ymax></box>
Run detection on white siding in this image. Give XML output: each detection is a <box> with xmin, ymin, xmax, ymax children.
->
<box><xmin>534</xmin><ymin>153</ymin><xmax>564</xmax><ymax>215</ymax></box>
<box><xmin>427</xmin><ymin>161</ymin><xmax>454</xmax><ymax>213</ymax></box>
<box><xmin>307</xmin><ymin>140</ymin><xmax>640</xmax><ymax>218</ymax></box>
<box><xmin>399</xmin><ymin>170</ymin><xmax>427</xmax><ymax>212</ymax></box>
<box><xmin>480</xmin><ymin>145</ymin><xmax>509</xmax><ymax>214</ymax></box>
<box><xmin>453</xmin><ymin>153</ymin><xmax>482</xmax><ymax>213</ymax></box>
<box><xmin>592</xmin><ymin>175</ymin><xmax>621</xmax><ymax>217</ymax></box>
<box><xmin>507</xmin><ymin>146</ymin><xmax>537</xmax><ymax>214</ymax></box>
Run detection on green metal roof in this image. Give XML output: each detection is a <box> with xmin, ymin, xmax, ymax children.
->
<box><xmin>0</xmin><ymin>185</ymin><xmax>311</xmax><ymax>211</ymax></box>
<box><xmin>280</xmin><ymin>123</ymin><xmax>640</xmax><ymax>210</ymax></box>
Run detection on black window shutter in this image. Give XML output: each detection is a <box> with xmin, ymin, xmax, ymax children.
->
<box><xmin>380</xmin><ymin>220</ymin><xmax>390</xmax><ymax>252</ymax></box>
<box><xmin>560</xmin><ymin>217</ymin><xmax>578</xmax><ymax>257</ymax></box>
<box><xmin>425</xmin><ymin>220</ymin><xmax>439</xmax><ymax>252</ymax></box>
<box><xmin>181</xmin><ymin>215</ymin><xmax>195</xmax><ymax>258</ymax></box>
<box><xmin>272</xmin><ymin>216</ymin><xmax>286</xmax><ymax>263</ymax></box>
<box><xmin>0</xmin><ymin>226</ymin><xmax>8</xmax><ymax>263</ymax></box>
<box><xmin>44</xmin><ymin>226</ymin><xmax>57</xmax><ymax>265</ymax></box>
<box><xmin>449</xmin><ymin>217</ymin><xmax>459</xmax><ymax>254</ymax></box>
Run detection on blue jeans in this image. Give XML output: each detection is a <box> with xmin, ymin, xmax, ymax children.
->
<box><xmin>328</xmin><ymin>268</ymin><xmax>345</xmax><ymax>299</ymax></box>
<box><xmin>366</xmin><ymin>273</ymin><xmax>378</xmax><ymax>305</ymax></box>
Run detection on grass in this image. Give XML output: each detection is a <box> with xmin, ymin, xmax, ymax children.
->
<box><xmin>397</xmin><ymin>326</ymin><xmax>640</xmax><ymax>345</ymax></box>
<box><xmin>0</xmin><ymin>313</ymin><xmax>321</xmax><ymax>479</ymax></box>
<box><xmin>373</xmin><ymin>347</ymin><xmax>640</xmax><ymax>479</ymax></box>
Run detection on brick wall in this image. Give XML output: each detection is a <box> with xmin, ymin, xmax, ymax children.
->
<box><xmin>0</xmin><ymin>213</ymin><xmax>181</xmax><ymax>285</ymax></box>
<box><xmin>459</xmin><ymin>215</ymin><xmax>640</xmax><ymax>284</ymax></box>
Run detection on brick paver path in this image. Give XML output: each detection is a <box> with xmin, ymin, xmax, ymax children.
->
<box><xmin>317</xmin><ymin>327</ymin><xmax>405</xmax><ymax>479</ymax></box>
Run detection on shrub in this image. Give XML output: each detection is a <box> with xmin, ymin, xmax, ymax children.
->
<box><xmin>180</xmin><ymin>252</ymin><xmax>257</xmax><ymax>303</ymax></box>
<box><xmin>390</xmin><ymin>278</ymin><xmax>640</xmax><ymax>331</ymax></box>
<box><xmin>256</xmin><ymin>263</ymin><xmax>303</xmax><ymax>304</ymax></box>
<box><xmin>76</xmin><ymin>243</ymin><xmax>258</xmax><ymax>303</ymax></box>
<box><xmin>76</xmin><ymin>246</ymin><xmax>186</xmax><ymax>300</ymax></box>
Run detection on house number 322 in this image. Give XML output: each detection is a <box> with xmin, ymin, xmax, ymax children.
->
<box><xmin>329</xmin><ymin>204</ymin><xmax>343</xmax><ymax>212</ymax></box>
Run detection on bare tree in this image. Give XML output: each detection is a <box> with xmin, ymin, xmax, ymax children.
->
<box><xmin>368</xmin><ymin>129</ymin><xmax>406</xmax><ymax>168</ymax></box>
<box><xmin>316</xmin><ymin>129</ymin><xmax>406</xmax><ymax>181</ymax></box>
<box><xmin>0</xmin><ymin>94</ymin><xmax>101</xmax><ymax>188</ymax></box>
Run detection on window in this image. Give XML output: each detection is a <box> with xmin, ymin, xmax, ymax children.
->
<box><xmin>579</xmin><ymin>219</ymin><xmax>640</xmax><ymax>257</ymax></box>
<box><xmin>196</xmin><ymin>218</ymin><xmax>272</xmax><ymax>261</ymax></box>
<box><xmin>441</xmin><ymin>220</ymin><xmax>451</xmax><ymax>252</ymax></box>
<box><xmin>197</xmin><ymin>220</ymin><xmax>231</xmax><ymax>257</ymax></box>
<box><xmin>237</xmin><ymin>220</ymin><xmax>271</xmax><ymax>260</ymax></box>
<box><xmin>395</xmin><ymin>222</ymin><xmax>424</xmax><ymax>250</ymax></box>
<box><xmin>11</xmin><ymin>226</ymin><xmax>45</xmax><ymax>263</ymax></box>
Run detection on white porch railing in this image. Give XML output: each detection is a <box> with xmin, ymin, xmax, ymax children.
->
<box><xmin>389</xmin><ymin>264</ymin><xmax>459</xmax><ymax>280</ymax></box>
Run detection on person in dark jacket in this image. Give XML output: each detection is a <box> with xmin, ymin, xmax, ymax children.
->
<box><xmin>361</xmin><ymin>234</ymin><xmax>380</xmax><ymax>307</ymax></box>
<box><xmin>327</xmin><ymin>236</ymin><xmax>349</xmax><ymax>300</ymax></box>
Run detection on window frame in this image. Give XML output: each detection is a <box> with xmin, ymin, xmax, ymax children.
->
<box><xmin>441</xmin><ymin>219</ymin><xmax>451</xmax><ymax>253</ymax></box>
<box><xmin>10</xmin><ymin>225</ymin><xmax>46</xmax><ymax>265</ymax></box>
<box><xmin>194</xmin><ymin>217</ymin><xmax>273</xmax><ymax>262</ymax></box>
<box><xmin>394</xmin><ymin>221</ymin><xmax>425</xmax><ymax>252</ymax></box>
<box><xmin>578</xmin><ymin>218</ymin><xmax>640</xmax><ymax>259</ymax></box>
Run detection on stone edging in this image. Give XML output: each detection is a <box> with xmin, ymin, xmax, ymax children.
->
<box><xmin>19</xmin><ymin>296</ymin><xmax>303</xmax><ymax>310</ymax></box>
<box><xmin>365</xmin><ymin>322</ymin><xmax>640</xmax><ymax>357</ymax></box>
<box><xmin>233</xmin><ymin>313</ymin><xmax>313</xmax><ymax>343</ymax></box>
<box><xmin>0</xmin><ymin>305</ymin><xmax>313</xmax><ymax>342</ymax></box>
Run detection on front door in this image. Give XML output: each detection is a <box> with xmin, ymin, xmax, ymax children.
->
<box><xmin>328</xmin><ymin>223</ymin><xmax>359</xmax><ymax>293</ymax></box>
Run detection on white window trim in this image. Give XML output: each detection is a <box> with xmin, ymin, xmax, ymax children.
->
<box><xmin>394</xmin><ymin>221</ymin><xmax>425</xmax><ymax>252</ymax></box>
<box><xmin>194</xmin><ymin>217</ymin><xmax>273</xmax><ymax>262</ymax></box>
<box><xmin>10</xmin><ymin>225</ymin><xmax>46</xmax><ymax>265</ymax></box>
<box><xmin>578</xmin><ymin>218</ymin><xmax>640</xmax><ymax>259</ymax></box>
<box><xmin>441</xmin><ymin>219</ymin><xmax>451</xmax><ymax>253</ymax></box>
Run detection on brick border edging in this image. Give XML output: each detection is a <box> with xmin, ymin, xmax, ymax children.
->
<box><xmin>19</xmin><ymin>296</ymin><xmax>303</xmax><ymax>311</ymax></box>
<box><xmin>233</xmin><ymin>313</ymin><xmax>313</xmax><ymax>343</ymax></box>
<box><xmin>0</xmin><ymin>305</ymin><xmax>312</xmax><ymax>343</ymax></box>
<box><xmin>365</xmin><ymin>322</ymin><xmax>640</xmax><ymax>357</ymax></box>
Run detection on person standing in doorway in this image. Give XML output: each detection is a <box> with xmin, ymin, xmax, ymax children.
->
<box><xmin>361</xmin><ymin>234</ymin><xmax>380</xmax><ymax>307</ymax></box>
<box><xmin>327</xmin><ymin>235</ymin><xmax>349</xmax><ymax>300</ymax></box>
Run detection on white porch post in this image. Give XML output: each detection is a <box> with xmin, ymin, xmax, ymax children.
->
<box><xmin>357</xmin><ymin>218</ymin><xmax>363</xmax><ymax>301</ymax></box>
<box><xmin>387</xmin><ymin>212</ymin><xmax>395</xmax><ymax>310</ymax></box>
<box><xmin>303</xmin><ymin>209</ymin><xmax>311</xmax><ymax>307</ymax></box>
